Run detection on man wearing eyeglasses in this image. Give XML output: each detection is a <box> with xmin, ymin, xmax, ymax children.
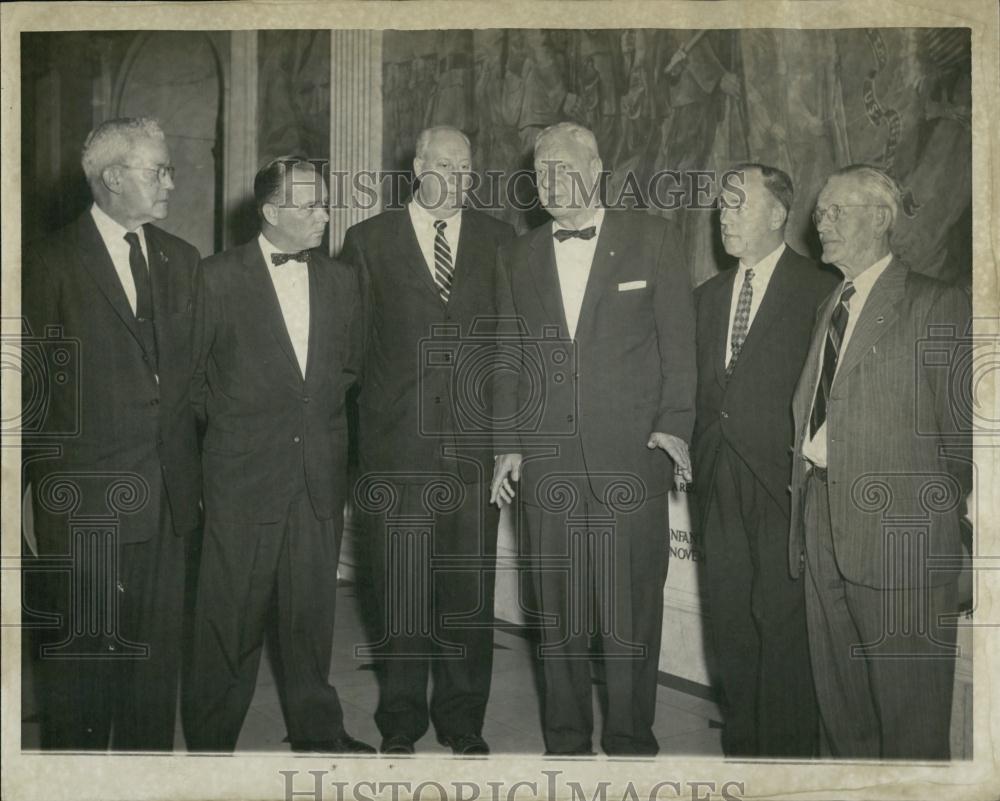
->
<box><xmin>21</xmin><ymin>117</ymin><xmax>202</xmax><ymax>750</ymax></box>
<box><xmin>789</xmin><ymin>165</ymin><xmax>972</xmax><ymax>759</ymax></box>
<box><xmin>692</xmin><ymin>163</ymin><xmax>836</xmax><ymax>757</ymax></box>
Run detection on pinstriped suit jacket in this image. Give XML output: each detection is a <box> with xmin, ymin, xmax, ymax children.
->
<box><xmin>788</xmin><ymin>259</ymin><xmax>972</xmax><ymax>589</ymax></box>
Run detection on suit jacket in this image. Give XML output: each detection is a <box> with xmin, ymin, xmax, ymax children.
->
<box><xmin>341</xmin><ymin>206</ymin><xmax>515</xmax><ymax>482</ymax></box>
<box><xmin>191</xmin><ymin>241</ymin><xmax>362</xmax><ymax>524</ymax></box>
<box><xmin>691</xmin><ymin>248</ymin><xmax>838</xmax><ymax>526</ymax></box>
<box><xmin>22</xmin><ymin>212</ymin><xmax>202</xmax><ymax>551</ymax></box>
<box><xmin>788</xmin><ymin>259</ymin><xmax>972</xmax><ymax>588</ymax></box>
<box><xmin>494</xmin><ymin>208</ymin><xmax>697</xmax><ymax>503</ymax></box>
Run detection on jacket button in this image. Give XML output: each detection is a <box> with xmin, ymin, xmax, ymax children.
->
<box><xmin>302</xmin><ymin>396</ymin><xmax>310</xmax><ymax>403</ymax></box>
<box><xmin>149</xmin><ymin>398</ymin><xmax>159</xmax><ymax>406</ymax></box>
<box><xmin>293</xmin><ymin>435</ymin><xmax>301</xmax><ymax>443</ymax></box>
<box><xmin>434</xmin><ymin>396</ymin><xmax>441</xmax><ymax>404</ymax></box>
<box><xmin>566</xmin><ymin>414</ymin><xmax>574</xmax><ymax>422</ymax></box>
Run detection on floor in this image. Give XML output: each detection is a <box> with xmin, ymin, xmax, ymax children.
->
<box><xmin>22</xmin><ymin>581</ymin><xmax>724</xmax><ymax>756</ymax></box>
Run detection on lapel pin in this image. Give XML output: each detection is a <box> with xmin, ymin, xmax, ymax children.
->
<box><xmin>610</xmin><ymin>251</ymin><xmax>615</xmax><ymax>257</ymax></box>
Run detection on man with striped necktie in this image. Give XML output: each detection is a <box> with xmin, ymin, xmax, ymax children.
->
<box><xmin>789</xmin><ymin>165</ymin><xmax>972</xmax><ymax>759</ymax></box>
<box><xmin>692</xmin><ymin>163</ymin><xmax>835</xmax><ymax>757</ymax></box>
<box><xmin>341</xmin><ymin>126</ymin><xmax>514</xmax><ymax>756</ymax></box>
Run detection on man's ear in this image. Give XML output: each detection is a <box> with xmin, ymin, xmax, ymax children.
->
<box><xmin>101</xmin><ymin>165</ymin><xmax>122</xmax><ymax>195</ymax></box>
<box><xmin>261</xmin><ymin>202</ymin><xmax>278</xmax><ymax>227</ymax></box>
<box><xmin>770</xmin><ymin>203</ymin><xmax>788</xmax><ymax>232</ymax></box>
<box><xmin>874</xmin><ymin>205</ymin><xmax>892</xmax><ymax>235</ymax></box>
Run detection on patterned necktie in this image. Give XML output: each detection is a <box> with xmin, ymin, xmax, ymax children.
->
<box><xmin>809</xmin><ymin>282</ymin><xmax>856</xmax><ymax>438</ymax></box>
<box><xmin>726</xmin><ymin>267</ymin><xmax>755</xmax><ymax>376</ymax></box>
<box><xmin>123</xmin><ymin>232</ymin><xmax>153</xmax><ymax>321</ymax></box>
<box><xmin>553</xmin><ymin>226</ymin><xmax>597</xmax><ymax>242</ymax></box>
<box><xmin>433</xmin><ymin>219</ymin><xmax>454</xmax><ymax>303</ymax></box>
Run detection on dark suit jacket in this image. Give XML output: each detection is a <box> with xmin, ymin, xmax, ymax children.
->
<box><xmin>788</xmin><ymin>259</ymin><xmax>972</xmax><ymax>588</ymax></box>
<box><xmin>190</xmin><ymin>240</ymin><xmax>362</xmax><ymax>524</ymax></box>
<box><xmin>341</xmin><ymin>206</ymin><xmax>515</xmax><ymax>482</ymax></box>
<box><xmin>691</xmin><ymin>247</ymin><xmax>838</xmax><ymax>526</ymax></box>
<box><xmin>22</xmin><ymin>211</ymin><xmax>202</xmax><ymax>551</ymax></box>
<box><xmin>494</xmin><ymin>209</ymin><xmax>697</xmax><ymax>503</ymax></box>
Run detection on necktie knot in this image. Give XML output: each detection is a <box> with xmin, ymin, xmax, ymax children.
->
<box><xmin>434</xmin><ymin>220</ymin><xmax>447</xmax><ymax>233</ymax></box>
<box><xmin>271</xmin><ymin>250</ymin><xmax>312</xmax><ymax>266</ymax></box>
<box><xmin>839</xmin><ymin>282</ymin><xmax>856</xmax><ymax>304</ymax></box>
<box><xmin>124</xmin><ymin>231</ymin><xmax>141</xmax><ymax>250</ymax></box>
<box><xmin>554</xmin><ymin>226</ymin><xmax>597</xmax><ymax>243</ymax></box>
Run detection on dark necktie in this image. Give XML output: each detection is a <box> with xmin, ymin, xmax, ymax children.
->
<box><xmin>123</xmin><ymin>232</ymin><xmax>153</xmax><ymax>321</ymax></box>
<box><xmin>271</xmin><ymin>249</ymin><xmax>313</xmax><ymax>266</ymax></box>
<box><xmin>726</xmin><ymin>267</ymin><xmax>755</xmax><ymax>376</ymax></box>
<box><xmin>809</xmin><ymin>282</ymin><xmax>856</xmax><ymax>438</ymax></box>
<box><xmin>553</xmin><ymin>225</ymin><xmax>597</xmax><ymax>243</ymax></box>
<box><xmin>433</xmin><ymin>219</ymin><xmax>454</xmax><ymax>303</ymax></box>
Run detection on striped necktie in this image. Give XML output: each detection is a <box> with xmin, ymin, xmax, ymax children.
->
<box><xmin>809</xmin><ymin>282</ymin><xmax>856</xmax><ymax>438</ymax></box>
<box><xmin>726</xmin><ymin>267</ymin><xmax>754</xmax><ymax>376</ymax></box>
<box><xmin>433</xmin><ymin>219</ymin><xmax>454</xmax><ymax>303</ymax></box>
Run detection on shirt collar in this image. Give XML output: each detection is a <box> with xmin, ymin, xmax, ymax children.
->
<box><xmin>846</xmin><ymin>252</ymin><xmax>893</xmax><ymax>304</ymax></box>
<box><xmin>738</xmin><ymin>242</ymin><xmax>785</xmax><ymax>280</ymax></box>
<box><xmin>91</xmin><ymin>203</ymin><xmax>145</xmax><ymax>247</ymax></box>
<box><xmin>552</xmin><ymin>206</ymin><xmax>604</xmax><ymax>235</ymax></box>
<box><xmin>409</xmin><ymin>199</ymin><xmax>463</xmax><ymax>232</ymax></box>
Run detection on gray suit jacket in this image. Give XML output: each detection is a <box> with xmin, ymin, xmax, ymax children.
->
<box><xmin>788</xmin><ymin>259</ymin><xmax>972</xmax><ymax>589</ymax></box>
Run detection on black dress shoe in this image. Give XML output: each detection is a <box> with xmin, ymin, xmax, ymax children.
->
<box><xmin>380</xmin><ymin>735</ymin><xmax>416</xmax><ymax>755</ymax></box>
<box><xmin>439</xmin><ymin>733</ymin><xmax>490</xmax><ymax>756</ymax></box>
<box><xmin>290</xmin><ymin>733</ymin><xmax>376</xmax><ymax>754</ymax></box>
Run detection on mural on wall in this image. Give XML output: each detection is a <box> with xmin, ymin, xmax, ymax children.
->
<box><xmin>382</xmin><ymin>27</ymin><xmax>972</xmax><ymax>287</ymax></box>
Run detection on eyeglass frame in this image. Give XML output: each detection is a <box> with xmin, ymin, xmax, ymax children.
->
<box><xmin>116</xmin><ymin>163</ymin><xmax>176</xmax><ymax>183</ymax></box>
<box><xmin>811</xmin><ymin>203</ymin><xmax>886</xmax><ymax>226</ymax></box>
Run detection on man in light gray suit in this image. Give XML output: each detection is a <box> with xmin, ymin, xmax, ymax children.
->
<box><xmin>789</xmin><ymin>165</ymin><xmax>972</xmax><ymax>759</ymax></box>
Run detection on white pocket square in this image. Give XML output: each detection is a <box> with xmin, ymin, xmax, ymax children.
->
<box><xmin>618</xmin><ymin>280</ymin><xmax>647</xmax><ymax>291</ymax></box>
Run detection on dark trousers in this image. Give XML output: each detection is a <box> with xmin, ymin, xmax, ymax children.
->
<box><xmin>184</xmin><ymin>492</ymin><xmax>345</xmax><ymax>751</ymax></box>
<box><xmin>523</xmin><ymin>472</ymin><xmax>668</xmax><ymax>756</ymax></box>
<box><xmin>29</xmin><ymin>482</ymin><xmax>186</xmax><ymax>751</ymax></box>
<box><xmin>701</xmin><ymin>444</ymin><xmax>818</xmax><ymax>756</ymax></box>
<box><xmin>364</xmin><ymin>476</ymin><xmax>498</xmax><ymax>742</ymax></box>
<box><xmin>803</xmin><ymin>469</ymin><xmax>958</xmax><ymax>759</ymax></box>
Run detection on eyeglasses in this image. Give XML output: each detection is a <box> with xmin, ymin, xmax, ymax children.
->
<box><xmin>118</xmin><ymin>164</ymin><xmax>176</xmax><ymax>183</ymax></box>
<box><xmin>812</xmin><ymin>203</ymin><xmax>885</xmax><ymax>226</ymax></box>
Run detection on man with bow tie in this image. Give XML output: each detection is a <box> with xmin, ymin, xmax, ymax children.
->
<box><xmin>184</xmin><ymin>156</ymin><xmax>373</xmax><ymax>754</ymax></box>
<box><xmin>22</xmin><ymin>117</ymin><xmax>202</xmax><ymax>750</ymax></box>
<box><xmin>491</xmin><ymin>122</ymin><xmax>697</xmax><ymax>755</ymax></box>
<box><xmin>341</xmin><ymin>126</ymin><xmax>514</xmax><ymax>756</ymax></box>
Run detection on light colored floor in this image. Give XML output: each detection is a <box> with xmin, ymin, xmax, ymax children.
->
<box><xmin>22</xmin><ymin>582</ymin><xmax>723</xmax><ymax>756</ymax></box>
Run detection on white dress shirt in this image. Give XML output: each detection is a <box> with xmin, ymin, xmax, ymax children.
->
<box><xmin>90</xmin><ymin>203</ymin><xmax>149</xmax><ymax>315</ymax></box>
<box><xmin>802</xmin><ymin>252</ymin><xmax>894</xmax><ymax>467</ymax></box>
<box><xmin>553</xmin><ymin>207</ymin><xmax>605</xmax><ymax>340</ymax></box>
<box><xmin>408</xmin><ymin>200</ymin><xmax>463</xmax><ymax>281</ymax></box>
<box><xmin>258</xmin><ymin>233</ymin><xmax>310</xmax><ymax>376</ymax></box>
<box><xmin>724</xmin><ymin>242</ymin><xmax>785</xmax><ymax>367</ymax></box>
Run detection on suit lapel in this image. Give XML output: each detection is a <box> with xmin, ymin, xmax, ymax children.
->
<box><xmin>75</xmin><ymin>213</ymin><xmax>143</xmax><ymax>345</ymax></box>
<box><xmin>303</xmin><ymin>256</ymin><xmax>327</xmax><ymax>385</ymax></box>
<box><xmin>243</xmin><ymin>242</ymin><xmax>304</xmax><ymax>382</ymax></box>
<box><xmin>711</xmin><ymin>269</ymin><xmax>737</xmax><ymax>387</ymax></box>
<box><xmin>528</xmin><ymin>226</ymin><xmax>571</xmax><ymax>336</ymax></box>
<box><xmin>575</xmin><ymin>211</ymin><xmax>629</xmax><ymax>344</ymax></box>
<box><xmin>143</xmin><ymin>225</ymin><xmax>171</xmax><ymax>320</ymax></box>
<box><xmin>794</xmin><ymin>289</ymin><xmax>837</xmax><ymax>444</ymax></box>
<box><xmin>834</xmin><ymin>259</ymin><xmax>906</xmax><ymax>384</ymax></box>
<box><xmin>448</xmin><ymin>210</ymin><xmax>478</xmax><ymax>307</ymax></box>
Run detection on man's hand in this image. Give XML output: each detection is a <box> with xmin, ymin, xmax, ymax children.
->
<box><xmin>647</xmin><ymin>432</ymin><xmax>692</xmax><ymax>483</ymax></box>
<box><xmin>490</xmin><ymin>454</ymin><xmax>523</xmax><ymax>507</ymax></box>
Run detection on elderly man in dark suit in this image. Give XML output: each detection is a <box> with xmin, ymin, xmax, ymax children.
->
<box><xmin>183</xmin><ymin>157</ymin><xmax>373</xmax><ymax>754</ymax></box>
<box><xmin>22</xmin><ymin>117</ymin><xmax>201</xmax><ymax>750</ymax></box>
<box><xmin>491</xmin><ymin>121</ymin><xmax>697</xmax><ymax>756</ymax></box>
<box><xmin>692</xmin><ymin>163</ymin><xmax>836</xmax><ymax>757</ymax></box>
<box><xmin>789</xmin><ymin>165</ymin><xmax>972</xmax><ymax>759</ymax></box>
<box><xmin>341</xmin><ymin>126</ymin><xmax>515</xmax><ymax>756</ymax></box>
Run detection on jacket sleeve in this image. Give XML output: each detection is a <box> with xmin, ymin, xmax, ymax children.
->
<box><xmin>189</xmin><ymin>258</ymin><xmax>215</xmax><ymax>428</ymax></box>
<box><xmin>493</xmin><ymin>243</ymin><xmax>524</xmax><ymax>454</ymax></box>
<box><xmin>651</xmin><ymin>222</ymin><xmax>698</xmax><ymax>441</ymax></box>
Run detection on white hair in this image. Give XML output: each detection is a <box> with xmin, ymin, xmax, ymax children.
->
<box><xmin>534</xmin><ymin>122</ymin><xmax>600</xmax><ymax>160</ymax></box>
<box><xmin>81</xmin><ymin>117</ymin><xmax>165</xmax><ymax>188</ymax></box>
<box><xmin>415</xmin><ymin>126</ymin><xmax>471</xmax><ymax>160</ymax></box>
<box><xmin>833</xmin><ymin>164</ymin><xmax>902</xmax><ymax>229</ymax></box>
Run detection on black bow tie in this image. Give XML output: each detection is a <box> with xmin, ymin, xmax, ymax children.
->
<box><xmin>271</xmin><ymin>250</ymin><xmax>312</xmax><ymax>266</ymax></box>
<box><xmin>553</xmin><ymin>226</ymin><xmax>597</xmax><ymax>243</ymax></box>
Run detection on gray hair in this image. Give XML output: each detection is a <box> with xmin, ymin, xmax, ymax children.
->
<box><xmin>415</xmin><ymin>126</ymin><xmax>471</xmax><ymax>160</ymax></box>
<box><xmin>81</xmin><ymin>117</ymin><xmax>166</xmax><ymax>189</ymax></box>
<box><xmin>534</xmin><ymin>122</ymin><xmax>600</xmax><ymax>161</ymax></box>
<box><xmin>831</xmin><ymin>164</ymin><xmax>901</xmax><ymax>229</ymax></box>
